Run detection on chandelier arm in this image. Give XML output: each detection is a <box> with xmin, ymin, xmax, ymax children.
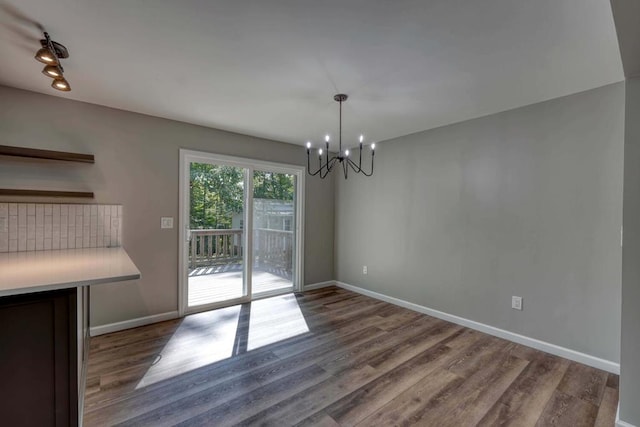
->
<box><xmin>346</xmin><ymin>157</ymin><xmax>362</xmax><ymax>173</ymax></box>
<box><xmin>342</xmin><ymin>158</ymin><xmax>349</xmax><ymax>179</ymax></box>
<box><xmin>326</xmin><ymin>156</ymin><xmax>339</xmax><ymax>172</ymax></box>
<box><xmin>320</xmin><ymin>156</ymin><xmax>340</xmax><ymax>179</ymax></box>
<box><xmin>360</xmin><ymin>153</ymin><xmax>375</xmax><ymax>176</ymax></box>
<box><xmin>326</xmin><ymin>142</ymin><xmax>330</xmax><ymax>166</ymax></box>
<box><xmin>319</xmin><ymin>159</ymin><xmax>329</xmax><ymax>179</ymax></box>
<box><xmin>320</xmin><ymin>168</ymin><xmax>329</xmax><ymax>179</ymax></box>
<box><xmin>306</xmin><ymin>152</ymin><xmax>322</xmax><ymax>176</ymax></box>
<box><xmin>346</xmin><ymin>153</ymin><xmax>374</xmax><ymax>176</ymax></box>
<box><xmin>309</xmin><ymin>166</ymin><xmax>322</xmax><ymax>176</ymax></box>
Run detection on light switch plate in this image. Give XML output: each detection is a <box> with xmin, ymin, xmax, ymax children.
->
<box><xmin>161</xmin><ymin>217</ymin><xmax>174</xmax><ymax>229</ymax></box>
<box><xmin>512</xmin><ymin>296</ymin><xmax>523</xmax><ymax>311</ymax></box>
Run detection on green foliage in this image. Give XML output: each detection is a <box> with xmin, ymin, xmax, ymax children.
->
<box><xmin>189</xmin><ymin>163</ymin><xmax>294</xmax><ymax>229</ymax></box>
<box><xmin>190</xmin><ymin>163</ymin><xmax>243</xmax><ymax>229</ymax></box>
<box><xmin>253</xmin><ymin>171</ymin><xmax>294</xmax><ymax>201</ymax></box>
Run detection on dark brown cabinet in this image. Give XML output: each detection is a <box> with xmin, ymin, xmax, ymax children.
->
<box><xmin>0</xmin><ymin>289</ymin><xmax>78</xmax><ymax>427</ymax></box>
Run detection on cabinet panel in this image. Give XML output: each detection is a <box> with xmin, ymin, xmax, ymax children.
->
<box><xmin>0</xmin><ymin>289</ymin><xmax>77</xmax><ymax>427</ymax></box>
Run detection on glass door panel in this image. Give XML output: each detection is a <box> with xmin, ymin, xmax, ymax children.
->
<box><xmin>251</xmin><ymin>170</ymin><xmax>296</xmax><ymax>297</ymax></box>
<box><xmin>187</xmin><ymin>162</ymin><xmax>248</xmax><ymax>308</ymax></box>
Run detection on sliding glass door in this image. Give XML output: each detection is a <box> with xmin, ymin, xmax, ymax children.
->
<box><xmin>251</xmin><ymin>170</ymin><xmax>296</xmax><ymax>298</ymax></box>
<box><xmin>187</xmin><ymin>162</ymin><xmax>248</xmax><ymax>308</ymax></box>
<box><xmin>179</xmin><ymin>150</ymin><xmax>304</xmax><ymax>315</ymax></box>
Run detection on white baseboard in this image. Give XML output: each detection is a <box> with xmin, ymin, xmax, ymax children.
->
<box><xmin>90</xmin><ymin>311</ymin><xmax>179</xmax><ymax>336</ymax></box>
<box><xmin>335</xmin><ymin>281</ymin><xmax>620</xmax><ymax>374</ymax></box>
<box><xmin>617</xmin><ymin>403</ymin><xmax>638</xmax><ymax>427</ymax></box>
<box><xmin>304</xmin><ymin>280</ymin><xmax>336</xmax><ymax>291</ymax></box>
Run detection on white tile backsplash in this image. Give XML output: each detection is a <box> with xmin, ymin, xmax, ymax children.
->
<box><xmin>0</xmin><ymin>204</ymin><xmax>122</xmax><ymax>253</ymax></box>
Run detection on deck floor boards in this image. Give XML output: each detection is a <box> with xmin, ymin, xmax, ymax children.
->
<box><xmin>188</xmin><ymin>265</ymin><xmax>292</xmax><ymax>306</ymax></box>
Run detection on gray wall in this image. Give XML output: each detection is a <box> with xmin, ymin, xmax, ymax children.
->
<box><xmin>335</xmin><ymin>83</ymin><xmax>624</xmax><ymax>363</ymax></box>
<box><xmin>0</xmin><ymin>85</ymin><xmax>335</xmax><ymax>326</ymax></box>
<box><xmin>621</xmin><ymin>77</ymin><xmax>640</xmax><ymax>425</ymax></box>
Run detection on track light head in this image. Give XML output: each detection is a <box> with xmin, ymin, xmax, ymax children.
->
<box><xmin>42</xmin><ymin>65</ymin><xmax>63</xmax><ymax>78</ymax></box>
<box><xmin>35</xmin><ymin>47</ymin><xmax>58</xmax><ymax>65</ymax></box>
<box><xmin>52</xmin><ymin>77</ymin><xmax>71</xmax><ymax>92</ymax></box>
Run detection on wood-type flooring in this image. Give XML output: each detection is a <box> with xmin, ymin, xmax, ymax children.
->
<box><xmin>84</xmin><ymin>286</ymin><xmax>618</xmax><ymax>426</ymax></box>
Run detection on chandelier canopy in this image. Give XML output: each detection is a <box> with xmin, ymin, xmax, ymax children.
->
<box><xmin>306</xmin><ymin>94</ymin><xmax>375</xmax><ymax>179</ymax></box>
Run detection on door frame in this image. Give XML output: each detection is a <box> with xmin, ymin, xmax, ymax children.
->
<box><xmin>178</xmin><ymin>149</ymin><xmax>305</xmax><ymax>316</ymax></box>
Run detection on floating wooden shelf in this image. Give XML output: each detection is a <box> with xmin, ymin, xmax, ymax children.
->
<box><xmin>0</xmin><ymin>145</ymin><xmax>94</xmax><ymax>163</ymax></box>
<box><xmin>0</xmin><ymin>189</ymin><xmax>94</xmax><ymax>198</ymax></box>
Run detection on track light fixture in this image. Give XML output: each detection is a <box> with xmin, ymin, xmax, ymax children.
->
<box><xmin>306</xmin><ymin>94</ymin><xmax>375</xmax><ymax>179</ymax></box>
<box><xmin>34</xmin><ymin>32</ymin><xmax>71</xmax><ymax>92</ymax></box>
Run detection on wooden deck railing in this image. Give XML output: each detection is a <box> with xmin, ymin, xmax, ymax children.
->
<box><xmin>189</xmin><ymin>228</ymin><xmax>293</xmax><ymax>271</ymax></box>
<box><xmin>254</xmin><ymin>228</ymin><xmax>293</xmax><ymax>271</ymax></box>
<box><xmin>189</xmin><ymin>229</ymin><xmax>243</xmax><ymax>268</ymax></box>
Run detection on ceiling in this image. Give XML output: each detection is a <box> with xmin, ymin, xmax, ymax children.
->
<box><xmin>0</xmin><ymin>0</ymin><xmax>624</xmax><ymax>149</ymax></box>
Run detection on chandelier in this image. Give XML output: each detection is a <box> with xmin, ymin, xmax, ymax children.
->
<box><xmin>306</xmin><ymin>94</ymin><xmax>375</xmax><ymax>179</ymax></box>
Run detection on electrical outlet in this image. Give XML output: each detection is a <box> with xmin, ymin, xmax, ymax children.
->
<box><xmin>362</xmin><ymin>265</ymin><xmax>368</xmax><ymax>275</ymax></box>
<box><xmin>512</xmin><ymin>296</ymin><xmax>523</xmax><ymax>311</ymax></box>
<box><xmin>161</xmin><ymin>217</ymin><xmax>174</xmax><ymax>229</ymax></box>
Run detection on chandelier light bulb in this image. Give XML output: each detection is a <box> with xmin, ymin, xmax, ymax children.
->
<box><xmin>325</xmin><ymin>134</ymin><xmax>330</xmax><ymax>142</ymax></box>
<box><xmin>371</xmin><ymin>143</ymin><xmax>376</xmax><ymax>150</ymax></box>
<box><xmin>345</xmin><ymin>149</ymin><xmax>350</xmax><ymax>156</ymax></box>
<box><xmin>319</xmin><ymin>149</ymin><xmax>323</xmax><ymax>155</ymax></box>
<box><xmin>306</xmin><ymin>141</ymin><xmax>311</xmax><ymax>149</ymax></box>
<box><xmin>359</xmin><ymin>134</ymin><xmax>364</xmax><ymax>143</ymax></box>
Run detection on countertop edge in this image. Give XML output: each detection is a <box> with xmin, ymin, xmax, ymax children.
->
<box><xmin>0</xmin><ymin>247</ymin><xmax>141</xmax><ymax>298</ymax></box>
<box><xmin>0</xmin><ymin>273</ymin><xmax>141</xmax><ymax>298</ymax></box>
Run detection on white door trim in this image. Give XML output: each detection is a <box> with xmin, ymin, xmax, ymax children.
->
<box><xmin>178</xmin><ymin>149</ymin><xmax>305</xmax><ymax>316</ymax></box>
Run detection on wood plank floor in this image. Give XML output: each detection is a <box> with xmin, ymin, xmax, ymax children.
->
<box><xmin>84</xmin><ymin>286</ymin><xmax>618</xmax><ymax>426</ymax></box>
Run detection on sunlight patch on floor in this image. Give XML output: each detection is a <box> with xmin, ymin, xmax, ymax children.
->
<box><xmin>247</xmin><ymin>295</ymin><xmax>310</xmax><ymax>351</ymax></box>
<box><xmin>135</xmin><ymin>294</ymin><xmax>309</xmax><ymax>389</ymax></box>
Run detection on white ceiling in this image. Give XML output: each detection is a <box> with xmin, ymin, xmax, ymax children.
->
<box><xmin>0</xmin><ymin>0</ymin><xmax>624</xmax><ymax>149</ymax></box>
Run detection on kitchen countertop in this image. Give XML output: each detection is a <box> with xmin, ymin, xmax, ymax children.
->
<box><xmin>0</xmin><ymin>247</ymin><xmax>140</xmax><ymax>297</ymax></box>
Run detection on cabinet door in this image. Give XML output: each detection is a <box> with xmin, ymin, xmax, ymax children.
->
<box><xmin>0</xmin><ymin>289</ymin><xmax>78</xmax><ymax>427</ymax></box>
